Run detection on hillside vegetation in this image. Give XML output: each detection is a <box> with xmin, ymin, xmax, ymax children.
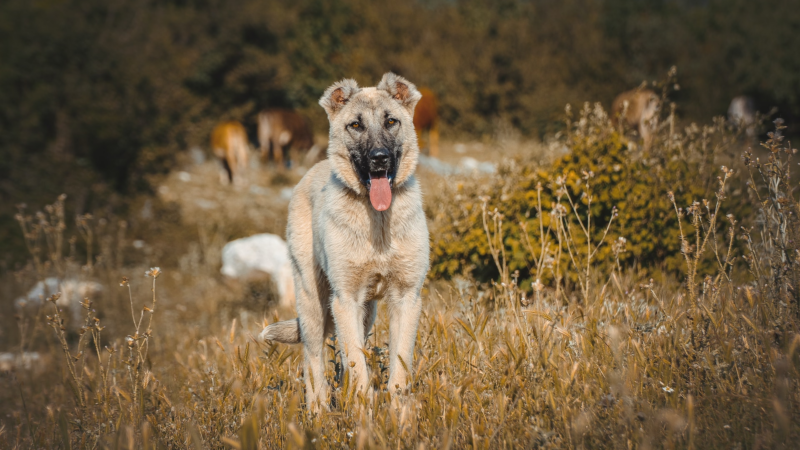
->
<box><xmin>2</xmin><ymin>0</ymin><xmax>799</xmax><ymax>263</ymax></box>
<box><xmin>1</xmin><ymin>105</ymin><xmax>798</xmax><ymax>447</ymax></box>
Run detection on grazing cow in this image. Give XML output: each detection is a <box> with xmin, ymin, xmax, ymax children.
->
<box><xmin>211</xmin><ymin>121</ymin><xmax>249</xmax><ymax>186</ymax></box>
<box><xmin>612</xmin><ymin>88</ymin><xmax>659</xmax><ymax>150</ymax></box>
<box><xmin>257</xmin><ymin>109</ymin><xmax>315</xmax><ymax>168</ymax></box>
<box><xmin>413</xmin><ymin>88</ymin><xmax>440</xmax><ymax>157</ymax></box>
<box><xmin>728</xmin><ymin>96</ymin><xmax>757</xmax><ymax>138</ymax></box>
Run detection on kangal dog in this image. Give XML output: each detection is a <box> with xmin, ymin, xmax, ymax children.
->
<box><xmin>259</xmin><ymin>73</ymin><xmax>430</xmax><ymax>410</ymax></box>
<box><xmin>612</xmin><ymin>88</ymin><xmax>659</xmax><ymax>150</ymax></box>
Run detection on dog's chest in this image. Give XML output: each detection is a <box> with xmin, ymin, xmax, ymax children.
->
<box><xmin>320</xmin><ymin>205</ymin><xmax>420</xmax><ymax>284</ymax></box>
<box><xmin>338</xmin><ymin>214</ymin><xmax>403</xmax><ymax>265</ymax></box>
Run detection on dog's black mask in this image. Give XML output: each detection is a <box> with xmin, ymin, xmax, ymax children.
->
<box><xmin>349</xmin><ymin>138</ymin><xmax>401</xmax><ymax>192</ymax></box>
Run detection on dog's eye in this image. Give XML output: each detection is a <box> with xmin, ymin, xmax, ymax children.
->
<box><xmin>350</xmin><ymin>122</ymin><xmax>361</xmax><ymax>129</ymax></box>
<box><xmin>386</xmin><ymin>118</ymin><xmax>397</xmax><ymax>126</ymax></box>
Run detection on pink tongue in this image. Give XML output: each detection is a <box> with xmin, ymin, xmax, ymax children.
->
<box><xmin>369</xmin><ymin>176</ymin><xmax>392</xmax><ymax>211</ymax></box>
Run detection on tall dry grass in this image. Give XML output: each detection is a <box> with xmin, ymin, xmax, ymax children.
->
<box><xmin>1</xmin><ymin>112</ymin><xmax>799</xmax><ymax>449</ymax></box>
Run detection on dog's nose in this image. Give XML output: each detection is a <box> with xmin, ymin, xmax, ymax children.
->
<box><xmin>369</xmin><ymin>148</ymin><xmax>391</xmax><ymax>171</ymax></box>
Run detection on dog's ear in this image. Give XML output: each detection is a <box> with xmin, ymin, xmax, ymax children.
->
<box><xmin>377</xmin><ymin>72</ymin><xmax>422</xmax><ymax>116</ymax></box>
<box><xmin>319</xmin><ymin>79</ymin><xmax>360</xmax><ymax>118</ymax></box>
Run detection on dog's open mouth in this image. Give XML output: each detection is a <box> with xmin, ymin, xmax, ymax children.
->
<box><xmin>367</xmin><ymin>170</ymin><xmax>393</xmax><ymax>211</ymax></box>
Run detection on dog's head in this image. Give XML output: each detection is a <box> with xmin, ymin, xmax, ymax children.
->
<box><xmin>319</xmin><ymin>73</ymin><xmax>422</xmax><ymax>211</ymax></box>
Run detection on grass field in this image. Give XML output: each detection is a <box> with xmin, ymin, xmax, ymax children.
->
<box><xmin>1</xmin><ymin>103</ymin><xmax>799</xmax><ymax>449</ymax></box>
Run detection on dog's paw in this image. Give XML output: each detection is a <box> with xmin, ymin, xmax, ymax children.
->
<box><xmin>389</xmin><ymin>389</ymin><xmax>415</xmax><ymax>411</ymax></box>
<box><xmin>386</xmin><ymin>377</ymin><xmax>411</xmax><ymax>395</ymax></box>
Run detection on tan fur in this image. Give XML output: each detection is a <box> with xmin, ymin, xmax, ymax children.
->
<box><xmin>261</xmin><ymin>317</ymin><xmax>300</xmax><ymax>342</ymax></box>
<box><xmin>257</xmin><ymin>109</ymin><xmax>315</xmax><ymax>167</ymax></box>
<box><xmin>211</xmin><ymin>121</ymin><xmax>249</xmax><ymax>185</ymax></box>
<box><xmin>611</xmin><ymin>88</ymin><xmax>659</xmax><ymax>150</ymax></box>
<box><xmin>259</xmin><ymin>73</ymin><xmax>429</xmax><ymax>411</ymax></box>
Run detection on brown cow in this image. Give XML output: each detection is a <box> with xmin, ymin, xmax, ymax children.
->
<box><xmin>413</xmin><ymin>88</ymin><xmax>440</xmax><ymax>158</ymax></box>
<box><xmin>611</xmin><ymin>88</ymin><xmax>659</xmax><ymax>150</ymax></box>
<box><xmin>211</xmin><ymin>121</ymin><xmax>249</xmax><ymax>186</ymax></box>
<box><xmin>257</xmin><ymin>109</ymin><xmax>315</xmax><ymax>167</ymax></box>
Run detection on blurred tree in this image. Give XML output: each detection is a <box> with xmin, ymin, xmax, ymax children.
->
<box><xmin>0</xmin><ymin>0</ymin><xmax>797</xmax><ymax>264</ymax></box>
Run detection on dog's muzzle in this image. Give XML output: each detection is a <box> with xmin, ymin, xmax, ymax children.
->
<box><xmin>366</xmin><ymin>148</ymin><xmax>395</xmax><ymax>212</ymax></box>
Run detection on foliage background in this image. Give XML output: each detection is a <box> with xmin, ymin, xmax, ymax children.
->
<box><xmin>1</xmin><ymin>0</ymin><xmax>798</xmax><ymax>263</ymax></box>
<box><xmin>428</xmin><ymin>101</ymin><xmax>748</xmax><ymax>287</ymax></box>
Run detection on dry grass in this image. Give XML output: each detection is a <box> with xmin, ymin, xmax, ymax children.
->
<box><xmin>1</xmin><ymin>112</ymin><xmax>799</xmax><ymax>449</ymax></box>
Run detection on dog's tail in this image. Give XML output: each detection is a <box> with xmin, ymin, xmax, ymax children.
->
<box><xmin>259</xmin><ymin>318</ymin><xmax>301</xmax><ymax>344</ymax></box>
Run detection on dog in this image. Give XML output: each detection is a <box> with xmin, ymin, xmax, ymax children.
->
<box><xmin>611</xmin><ymin>88</ymin><xmax>659</xmax><ymax>150</ymax></box>
<box><xmin>413</xmin><ymin>88</ymin><xmax>440</xmax><ymax>158</ymax></box>
<box><xmin>211</xmin><ymin>121</ymin><xmax>249</xmax><ymax>185</ymax></box>
<box><xmin>257</xmin><ymin>109</ymin><xmax>316</xmax><ymax>168</ymax></box>
<box><xmin>728</xmin><ymin>95</ymin><xmax>757</xmax><ymax>138</ymax></box>
<box><xmin>259</xmin><ymin>73</ymin><xmax>430</xmax><ymax>411</ymax></box>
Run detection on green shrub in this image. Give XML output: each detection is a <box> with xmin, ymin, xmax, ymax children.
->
<box><xmin>430</xmin><ymin>102</ymin><xmax>743</xmax><ymax>289</ymax></box>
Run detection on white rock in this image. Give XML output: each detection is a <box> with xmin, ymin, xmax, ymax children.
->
<box><xmin>221</xmin><ymin>234</ymin><xmax>295</xmax><ymax>310</ymax></box>
<box><xmin>16</xmin><ymin>278</ymin><xmax>104</xmax><ymax>323</ymax></box>
<box><xmin>459</xmin><ymin>156</ymin><xmax>496</xmax><ymax>174</ymax></box>
<box><xmin>418</xmin><ymin>154</ymin><xmax>496</xmax><ymax>176</ymax></box>
<box><xmin>0</xmin><ymin>352</ymin><xmax>45</xmax><ymax>372</ymax></box>
<box><xmin>189</xmin><ymin>146</ymin><xmax>206</xmax><ymax>165</ymax></box>
<box><xmin>418</xmin><ymin>154</ymin><xmax>457</xmax><ymax>176</ymax></box>
<box><xmin>477</xmin><ymin>161</ymin><xmax>497</xmax><ymax>174</ymax></box>
<box><xmin>459</xmin><ymin>156</ymin><xmax>480</xmax><ymax>171</ymax></box>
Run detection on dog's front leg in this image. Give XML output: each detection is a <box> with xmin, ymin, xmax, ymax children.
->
<box><xmin>387</xmin><ymin>290</ymin><xmax>422</xmax><ymax>394</ymax></box>
<box><xmin>331</xmin><ymin>294</ymin><xmax>370</xmax><ymax>394</ymax></box>
<box><xmin>298</xmin><ymin>307</ymin><xmax>329</xmax><ymax>412</ymax></box>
